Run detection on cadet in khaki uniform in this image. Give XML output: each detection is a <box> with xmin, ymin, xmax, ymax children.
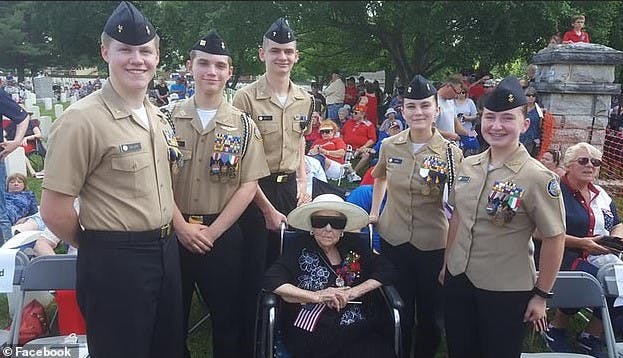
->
<box><xmin>232</xmin><ymin>18</ymin><xmax>313</xmax><ymax>354</ymax></box>
<box><xmin>170</xmin><ymin>31</ymin><xmax>269</xmax><ymax>358</ymax></box>
<box><xmin>370</xmin><ymin>75</ymin><xmax>463</xmax><ymax>358</ymax></box>
<box><xmin>441</xmin><ymin>76</ymin><xmax>566</xmax><ymax>358</ymax></box>
<box><xmin>40</xmin><ymin>2</ymin><xmax>184</xmax><ymax>357</ymax></box>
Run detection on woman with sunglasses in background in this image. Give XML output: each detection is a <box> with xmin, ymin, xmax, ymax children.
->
<box><xmin>519</xmin><ymin>87</ymin><xmax>543</xmax><ymax>158</ymax></box>
<box><xmin>539</xmin><ymin>142</ymin><xmax>623</xmax><ymax>356</ymax></box>
<box><xmin>370</xmin><ymin>74</ymin><xmax>464</xmax><ymax>358</ymax></box>
<box><xmin>307</xmin><ymin>119</ymin><xmax>347</xmax><ymax>180</ymax></box>
<box><xmin>263</xmin><ymin>194</ymin><xmax>396</xmax><ymax>358</ymax></box>
<box><xmin>455</xmin><ymin>84</ymin><xmax>479</xmax><ymax>156</ymax></box>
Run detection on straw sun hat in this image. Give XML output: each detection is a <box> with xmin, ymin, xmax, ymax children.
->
<box><xmin>287</xmin><ymin>194</ymin><xmax>369</xmax><ymax>232</ymax></box>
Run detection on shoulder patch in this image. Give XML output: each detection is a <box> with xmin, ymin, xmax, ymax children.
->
<box><xmin>547</xmin><ymin>178</ymin><xmax>560</xmax><ymax>198</ymax></box>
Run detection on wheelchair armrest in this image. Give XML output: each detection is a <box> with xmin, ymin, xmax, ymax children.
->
<box><xmin>381</xmin><ymin>285</ymin><xmax>404</xmax><ymax>310</ymax></box>
<box><xmin>259</xmin><ymin>290</ymin><xmax>279</xmax><ymax>309</ymax></box>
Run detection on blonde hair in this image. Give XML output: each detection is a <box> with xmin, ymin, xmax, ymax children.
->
<box><xmin>563</xmin><ymin>142</ymin><xmax>602</xmax><ymax>169</ymax></box>
<box><xmin>6</xmin><ymin>173</ymin><xmax>27</xmax><ymax>191</ymax></box>
<box><xmin>318</xmin><ymin>119</ymin><xmax>338</xmax><ymax>133</ymax></box>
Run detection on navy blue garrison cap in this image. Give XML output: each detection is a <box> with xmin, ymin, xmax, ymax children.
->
<box><xmin>264</xmin><ymin>18</ymin><xmax>296</xmax><ymax>44</ymax></box>
<box><xmin>104</xmin><ymin>1</ymin><xmax>156</xmax><ymax>46</ymax></box>
<box><xmin>404</xmin><ymin>75</ymin><xmax>437</xmax><ymax>100</ymax></box>
<box><xmin>192</xmin><ymin>30</ymin><xmax>230</xmax><ymax>56</ymax></box>
<box><xmin>484</xmin><ymin>76</ymin><xmax>528</xmax><ymax>112</ymax></box>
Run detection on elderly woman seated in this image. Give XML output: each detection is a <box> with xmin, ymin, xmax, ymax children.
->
<box><xmin>537</xmin><ymin>143</ymin><xmax>623</xmax><ymax>355</ymax></box>
<box><xmin>263</xmin><ymin>194</ymin><xmax>397</xmax><ymax>358</ymax></box>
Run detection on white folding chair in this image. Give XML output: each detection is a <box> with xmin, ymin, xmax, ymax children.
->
<box><xmin>10</xmin><ymin>255</ymin><xmax>87</xmax><ymax>354</ymax></box>
<box><xmin>0</xmin><ymin>251</ymin><xmax>30</xmax><ymax>347</ymax></box>
<box><xmin>522</xmin><ymin>271</ymin><xmax>616</xmax><ymax>358</ymax></box>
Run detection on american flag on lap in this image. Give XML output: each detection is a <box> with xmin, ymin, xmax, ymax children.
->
<box><xmin>293</xmin><ymin>303</ymin><xmax>326</xmax><ymax>332</ymax></box>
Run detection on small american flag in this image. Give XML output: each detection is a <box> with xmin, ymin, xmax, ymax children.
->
<box><xmin>293</xmin><ymin>303</ymin><xmax>326</xmax><ymax>332</ymax></box>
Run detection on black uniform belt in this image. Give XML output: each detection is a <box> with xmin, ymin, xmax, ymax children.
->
<box><xmin>182</xmin><ymin>214</ymin><xmax>218</xmax><ymax>225</ymax></box>
<box><xmin>83</xmin><ymin>222</ymin><xmax>172</xmax><ymax>241</ymax></box>
<box><xmin>263</xmin><ymin>172</ymin><xmax>296</xmax><ymax>183</ymax></box>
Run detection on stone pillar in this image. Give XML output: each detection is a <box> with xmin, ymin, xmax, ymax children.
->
<box><xmin>532</xmin><ymin>43</ymin><xmax>623</xmax><ymax>154</ymax></box>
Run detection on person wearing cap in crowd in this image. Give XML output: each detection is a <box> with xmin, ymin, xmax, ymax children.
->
<box><xmin>324</xmin><ymin>70</ymin><xmax>345</xmax><ymax>124</ymax></box>
<box><xmin>370</xmin><ymin>74</ymin><xmax>464</xmax><ymax>358</ymax></box>
<box><xmin>358</xmin><ymin>119</ymin><xmax>405</xmax><ymax>186</ymax></box>
<box><xmin>169</xmin><ymin>30</ymin><xmax>269</xmax><ymax>358</ymax></box>
<box><xmin>307</xmin><ymin>119</ymin><xmax>346</xmax><ymax>180</ymax></box>
<box><xmin>440</xmin><ymin>76</ymin><xmax>566</xmax><ymax>357</ymax></box>
<box><xmin>341</xmin><ymin>102</ymin><xmax>377</xmax><ymax>178</ymax></box>
<box><xmin>263</xmin><ymin>193</ymin><xmax>397</xmax><ymax>358</ymax></box>
<box><xmin>0</xmin><ymin>83</ymin><xmax>29</xmax><ymax>243</ymax></box>
<box><xmin>40</xmin><ymin>2</ymin><xmax>184</xmax><ymax>357</ymax></box>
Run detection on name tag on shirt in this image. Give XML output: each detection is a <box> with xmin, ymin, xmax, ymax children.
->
<box><xmin>457</xmin><ymin>176</ymin><xmax>471</xmax><ymax>182</ymax></box>
<box><xmin>119</xmin><ymin>142</ymin><xmax>142</xmax><ymax>153</ymax></box>
<box><xmin>257</xmin><ymin>115</ymin><xmax>273</xmax><ymax>121</ymax></box>
<box><xmin>387</xmin><ymin>157</ymin><xmax>402</xmax><ymax>164</ymax></box>
<box><xmin>176</xmin><ymin>139</ymin><xmax>186</xmax><ymax>148</ymax></box>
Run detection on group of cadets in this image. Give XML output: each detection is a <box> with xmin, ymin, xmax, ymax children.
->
<box><xmin>38</xmin><ymin>1</ymin><xmax>568</xmax><ymax>358</ymax></box>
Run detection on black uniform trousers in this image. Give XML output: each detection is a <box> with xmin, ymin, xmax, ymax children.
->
<box><xmin>77</xmin><ymin>228</ymin><xmax>183</xmax><ymax>358</ymax></box>
<box><xmin>179</xmin><ymin>214</ymin><xmax>244</xmax><ymax>358</ymax></box>
<box><xmin>444</xmin><ymin>272</ymin><xmax>532</xmax><ymax>358</ymax></box>
<box><xmin>380</xmin><ymin>240</ymin><xmax>443</xmax><ymax>358</ymax></box>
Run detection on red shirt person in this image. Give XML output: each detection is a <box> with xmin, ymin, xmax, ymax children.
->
<box><xmin>563</xmin><ymin>15</ymin><xmax>590</xmax><ymax>44</ymax></box>
<box><xmin>342</xmin><ymin>103</ymin><xmax>377</xmax><ymax>152</ymax></box>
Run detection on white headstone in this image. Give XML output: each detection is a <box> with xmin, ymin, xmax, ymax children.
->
<box><xmin>26</xmin><ymin>92</ymin><xmax>36</xmax><ymax>103</ymax></box>
<box><xmin>24</xmin><ymin>98</ymin><xmax>34</xmax><ymax>111</ymax></box>
<box><xmin>60</xmin><ymin>92</ymin><xmax>67</xmax><ymax>103</ymax></box>
<box><xmin>38</xmin><ymin>116</ymin><xmax>52</xmax><ymax>139</ymax></box>
<box><xmin>4</xmin><ymin>147</ymin><xmax>26</xmax><ymax>176</ymax></box>
<box><xmin>30</xmin><ymin>106</ymin><xmax>40</xmax><ymax>120</ymax></box>
<box><xmin>44</xmin><ymin>98</ymin><xmax>52</xmax><ymax>111</ymax></box>
<box><xmin>54</xmin><ymin>104</ymin><xmax>64</xmax><ymax>119</ymax></box>
<box><xmin>70</xmin><ymin>95</ymin><xmax>77</xmax><ymax>104</ymax></box>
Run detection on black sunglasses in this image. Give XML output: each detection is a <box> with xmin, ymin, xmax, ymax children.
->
<box><xmin>320</xmin><ymin>129</ymin><xmax>333</xmax><ymax>134</ymax></box>
<box><xmin>460</xmin><ymin>91</ymin><xmax>466</xmax><ymax>94</ymax></box>
<box><xmin>311</xmin><ymin>215</ymin><xmax>347</xmax><ymax>230</ymax></box>
<box><xmin>526</xmin><ymin>94</ymin><xmax>536</xmax><ymax>97</ymax></box>
<box><xmin>576</xmin><ymin>157</ymin><xmax>601</xmax><ymax>167</ymax></box>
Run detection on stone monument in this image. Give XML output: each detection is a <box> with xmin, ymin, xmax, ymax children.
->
<box><xmin>532</xmin><ymin>42</ymin><xmax>623</xmax><ymax>153</ymax></box>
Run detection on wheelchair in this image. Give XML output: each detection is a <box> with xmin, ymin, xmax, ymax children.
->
<box><xmin>255</xmin><ymin>223</ymin><xmax>404</xmax><ymax>358</ymax></box>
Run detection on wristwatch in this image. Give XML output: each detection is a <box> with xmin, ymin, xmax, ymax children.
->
<box><xmin>532</xmin><ymin>286</ymin><xmax>554</xmax><ymax>299</ymax></box>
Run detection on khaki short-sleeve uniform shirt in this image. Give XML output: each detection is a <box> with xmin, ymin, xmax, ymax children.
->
<box><xmin>447</xmin><ymin>145</ymin><xmax>566</xmax><ymax>291</ymax></box>
<box><xmin>171</xmin><ymin>98</ymin><xmax>270</xmax><ymax>215</ymax></box>
<box><xmin>372</xmin><ymin>129</ymin><xmax>463</xmax><ymax>250</ymax></box>
<box><xmin>232</xmin><ymin>74</ymin><xmax>312</xmax><ymax>174</ymax></box>
<box><xmin>42</xmin><ymin>81</ymin><xmax>174</xmax><ymax>231</ymax></box>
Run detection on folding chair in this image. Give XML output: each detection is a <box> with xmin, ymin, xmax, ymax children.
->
<box><xmin>10</xmin><ymin>255</ymin><xmax>86</xmax><ymax>352</ymax></box>
<box><xmin>256</xmin><ymin>223</ymin><xmax>404</xmax><ymax>358</ymax></box>
<box><xmin>521</xmin><ymin>271</ymin><xmax>616</xmax><ymax>358</ymax></box>
<box><xmin>0</xmin><ymin>251</ymin><xmax>30</xmax><ymax>346</ymax></box>
<box><xmin>597</xmin><ymin>262</ymin><xmax>623</xmax><ymax>356</ymax></box>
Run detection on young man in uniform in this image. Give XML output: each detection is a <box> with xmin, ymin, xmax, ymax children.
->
<box><xmin>40</xmin><ymin>2</ymin><xmax>183</xmax><ymax>357</ymax></box>
<box><xmin>0</xmin><ymin>86</ymin><xmax>29</xmax><ymax>243</ymax></box>
<box><xmin>232</xmin><ymin>18</ymin><xmax>313</xmax><ymax>356</ymax></box>
<box><xmin>170</xmin><ymin>30</ymin><xmax>269</xmax><ymax>358</ymax></box>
